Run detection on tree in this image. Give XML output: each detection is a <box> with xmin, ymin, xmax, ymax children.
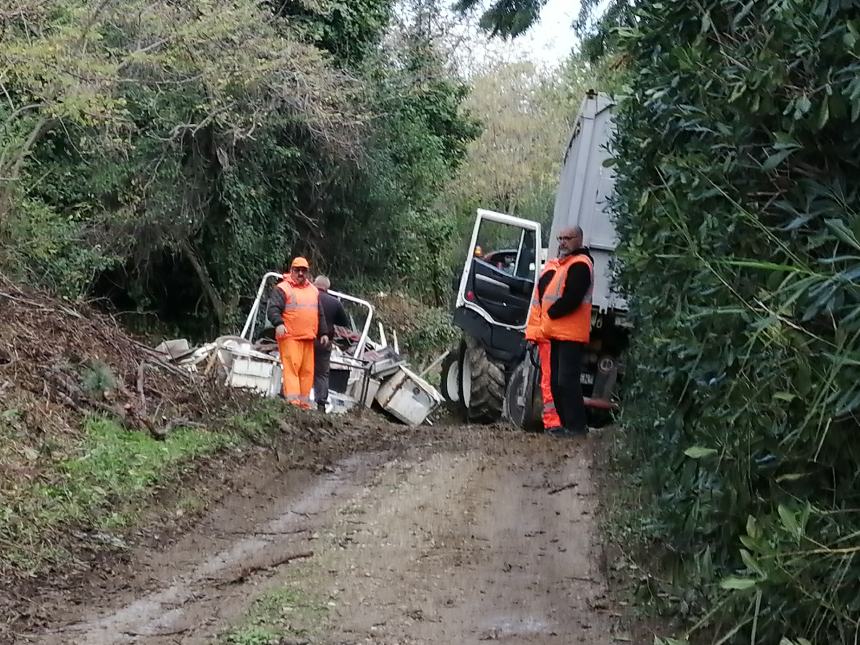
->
<box><xmin>0</xmin><ymin>0</ymin><xmax>479</xmax><ymax>328</ymax></box>
<box><xmin>453</xmin><ymin>0</ymin><xmax>632</xmax><ymax>53</ymax></box>
<box><xmin>444</xmin><ymin>62</ymin><xmax>571</xmax><ymax>218</ymax></box>
<box><xmin>436</xmin><ymin>56</ymin><xmax>602</xmax><ymax>272</ymax></box>
<box><xmin>453</xmin><ymin>0</ymin><xmax>546</xmax><ymax>38</ymax></box>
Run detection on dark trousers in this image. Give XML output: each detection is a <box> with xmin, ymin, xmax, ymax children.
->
<box><xmin>549</xmin><ymin>340</ymin><xmax>587</xmax><ymax>433</ymax></box>
<box><xmin>313</xmin><ymin>347</ymin><xmax>331</xmax><ymax>405</ymax></box>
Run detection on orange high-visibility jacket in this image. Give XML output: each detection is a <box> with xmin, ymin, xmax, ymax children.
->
<box><xmin>540</xmin><ymin>254</ymin><xmax>593</xmax><ymax>343</ymax></box>
<box><xmin>276</xmin><ymin>277</ymin><xmax>321</xmax><ymax>341</ymax></box>
<box><xmin>525</xmin><ymin>258</ymin><xmax>560</xmax><ymax>342</ymax></box>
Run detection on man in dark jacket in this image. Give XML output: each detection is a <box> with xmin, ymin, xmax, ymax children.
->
<box><xmin>312</xmin><ymin>275</ymin><xmax>349</xmax><ymax>411</ymax></box>
<box><xmin>539</xmin><ymin>226</ymin><xmax>594</xmax><ymax>437</ymax></box>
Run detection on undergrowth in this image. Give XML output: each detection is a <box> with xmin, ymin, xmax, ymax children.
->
<box><xmin>0</xmin><ymin>415</ymin><xmax>237</xmax><ymax>575</ymax></box>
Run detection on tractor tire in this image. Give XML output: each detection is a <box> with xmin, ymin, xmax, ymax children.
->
<box><xmin>439</xmin><ymin>347</ymin><xmax>462</xmax><ymax>409</ymax></box>
<box><xmin>504</xmin><ymin>358</ymin><xmax>544</xmax><ymax>433</ymax></box>
<box><xmin>460</xmin><ymin>340</ymin><xmax>505</xmax><ymax>424</ymax></box>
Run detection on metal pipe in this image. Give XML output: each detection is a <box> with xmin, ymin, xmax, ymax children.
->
<box><xmin>329</xmin><ymin>289</ymin><xmax>374</xmax><ymax>360</ymax></box>
<box><xmin>240</xmin><ymin>276</ymin><xmax>375</xmax><ymax>362</ymax></box>
<box><xmin>240</xmin><ymin>272</ymin><xmax>282</xmax><ymax>341</ymax></box>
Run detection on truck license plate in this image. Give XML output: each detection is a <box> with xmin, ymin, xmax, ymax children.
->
<box><xmin>581</xmin><ymin>373</ymin><xmax>594</xmax><ymax>385</ymax></box>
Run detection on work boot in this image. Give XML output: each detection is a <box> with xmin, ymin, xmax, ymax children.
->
<box><xmin>317</xmin><ymin>402</ymin><xmax>326</xmax><ymax>413</ymax></box>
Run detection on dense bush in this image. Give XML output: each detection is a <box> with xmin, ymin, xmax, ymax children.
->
<box><xmin>0</xmin><ymin>0</ymin><xmax>477</xmax><ymax>335</ymax></box>
<box><xmin>611</xmin><ymin>1</ymin><xmax>860</xmax><ymax>641</ymax></box>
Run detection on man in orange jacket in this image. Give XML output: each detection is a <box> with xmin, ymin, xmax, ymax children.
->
<box><xmin>541</xmin><ymin>226</ymin><xmax>593</xmax><ymax>437</ymax></box>
<box><xmin>266</xmin><ymin>257</ymin><xmax>329</xmax><ymax>408</ymax></box>
<box><xmin>525</xmin><ymin>256</ymin><xmax>562</xmax><ymax>432</ymax></box>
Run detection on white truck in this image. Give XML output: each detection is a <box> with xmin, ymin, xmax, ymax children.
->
<box><xmin>441</xmin><ymin>91</ymin><xmax>630</xmax><ymax>429</ymax></box>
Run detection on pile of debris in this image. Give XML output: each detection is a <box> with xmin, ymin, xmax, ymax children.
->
<box><xmin>156</xmin><ymin>273</ymin><xmax>443</xmax><ymax>426</ymax></box>
<box><xmin>0</xmin><ymin>274</ymin><xmax>243</xmax><ymax>452</ymax></box>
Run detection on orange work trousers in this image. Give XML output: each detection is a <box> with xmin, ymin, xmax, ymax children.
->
<box><xmin>538</xmin><ymin>340</ymin><xmax>562</xmax><ymax>429</ymax></box>
<box><xmin>277</xmin><ymin>337</ymin><xmax>315</xmax><ymax>408</ymax></box>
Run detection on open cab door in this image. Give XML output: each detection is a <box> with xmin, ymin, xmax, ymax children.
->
<box><xmin>456</xmin><ymin>209</ymin><xmax>542</xmax><ymax>331</ymax></box>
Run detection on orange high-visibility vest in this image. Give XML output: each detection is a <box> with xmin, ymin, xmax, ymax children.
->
<box><xmin>540</xmin><ymin>254</ymin><xmax>593</xmax><ymax>343</ymax></box>
<box><xmin>276</xmin><ymin>277</ymin><xmax>320</xmax><ymax>341</ymax></box>
<box><xmin>525</xmin><ymin>258</ymin><xmax>560</xmax><ymax>342</ymax></box>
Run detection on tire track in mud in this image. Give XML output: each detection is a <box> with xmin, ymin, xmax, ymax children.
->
<box><xmin>22</xmin><ymin>429</ymin><xmax>634</xmax><ymax>644</ymax></box>
<box><xmin>29</xmin><ymin>454</ymin><xmax>387</xmax><ymax>645</ymax></box>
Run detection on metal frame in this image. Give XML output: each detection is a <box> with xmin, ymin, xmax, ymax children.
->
<box><xmin>240</xmin><ymin>272</ymin><xmax>375</xmax><ymax>360</ymax></box>
<box><xmin>454</xmin><ymin>209</ymin><xmax>542</xmax><ymax>332</ymax></box>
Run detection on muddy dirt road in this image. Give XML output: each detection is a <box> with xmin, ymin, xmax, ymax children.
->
<box><xmin>21</xmin><ymin>427</ymin><xmax>633</xmax><ymax>644</ymax></box>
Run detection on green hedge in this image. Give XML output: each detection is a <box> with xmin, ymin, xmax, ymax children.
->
<box><xmin>613</xmin><ymin>1</ymin><xmax>860</xmax><ymax>641</ymax></box>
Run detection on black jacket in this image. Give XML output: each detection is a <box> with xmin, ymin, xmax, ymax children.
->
<box><xmin>266</xmin><ymin>282</ymin><xmax>329</xmax><ymax>338</ymax></box>
<box><xmin>539</xmin><ymin>248</ymin><xmax>593</xmax><ymax>320</ymax></box>
<box><xmin>318</xmin><ymin>290</ymin><xmax>349</xmax><ymax>330</ymax></box>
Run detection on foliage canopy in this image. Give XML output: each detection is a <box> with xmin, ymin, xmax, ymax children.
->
<box><xmin>0</xmin><ymin>0</ymin><xmax>477</xmax><ymax>333</ymax></box>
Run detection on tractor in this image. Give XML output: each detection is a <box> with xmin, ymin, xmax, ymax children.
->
<box><xmin>440</xmin><ymin>91</ymin><xmax>630</xmax><ymax>430</ymax></box>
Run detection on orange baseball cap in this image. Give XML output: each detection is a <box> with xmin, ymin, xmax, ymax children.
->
<box><xmin>291</xmin><ymin>256</ymin><xmax>310</xmax><ymax>269</ymax></box>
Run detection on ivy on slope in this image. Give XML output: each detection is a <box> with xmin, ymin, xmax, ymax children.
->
<box><xmin>613</xmin><ymin>1</ymin><xmax>860</xmax><ymax>642</ymax></box>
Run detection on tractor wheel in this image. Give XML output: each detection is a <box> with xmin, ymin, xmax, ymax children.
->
<box><xmin>505</xmin><ymin>359</ymin><xmax>544</xmax><ymax>433</ymax></box>
<box><xmin>460</xmin><ymin>340</ymin><xmax>505</xmax><ymax>424</ymax></box>
<box><xmin>439</xmin><ymin>347</ymin><xmax>462</xmax><ymax>409</ymax></box>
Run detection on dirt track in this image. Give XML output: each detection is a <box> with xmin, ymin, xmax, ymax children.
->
<box><xmin>19</xmin><ymin>426</ymin><xmax>633</xmax><ymax>644</ymax></box>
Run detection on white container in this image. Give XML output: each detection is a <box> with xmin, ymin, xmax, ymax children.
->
<box><xmin>228</xmin><ymin>355</ymin><xmax>279</xmax><ymax>396</ymax></box>
<box><xmin>348</xmin><ymin>377</ymin><xmax>381</xmax><ymax>408</ymax></box>
<box><xmin>375</xmin><ymin>366</ymin><xmax>443</xmax><ymax>426</ymax></box>
<box><xmin>328</xmin><ymin>391</ymin><xmax>359</xmax><ymax>415</ymax></box>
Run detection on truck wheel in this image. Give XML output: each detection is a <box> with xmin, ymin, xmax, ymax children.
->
<box><xmin>460</xmin><ymin>342</ymin><xmax>505</xmax><ymax>423</ymax></box>
<box><xmin>439</xmin><ymin>347</ymin><xmax>461</xmax><ymax>407</ymax></box>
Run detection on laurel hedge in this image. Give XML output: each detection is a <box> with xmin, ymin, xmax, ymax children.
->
<box><xmin>612</xmin><ymin>1</ymin><xmax>860</xmax><ymax>642</ymax></box>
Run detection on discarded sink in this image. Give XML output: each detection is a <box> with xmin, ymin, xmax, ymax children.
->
<box><xmin>375</xmin><ymin>366</ymin><xmax>443</xmax><ymax>426</ymax></box>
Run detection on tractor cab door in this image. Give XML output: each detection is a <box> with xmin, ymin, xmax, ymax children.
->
<box><xmin>456</xmin><ymin>209</ymin><xmax>542</xmax><ymax>330</ymax></box>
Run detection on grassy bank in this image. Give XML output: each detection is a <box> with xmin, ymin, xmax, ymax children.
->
<box><xmin>0</xmin><ymin>403</ymin><xmax>289</xmax><ymax>578</ymax></box>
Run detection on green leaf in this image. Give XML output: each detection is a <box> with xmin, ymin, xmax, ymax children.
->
<box><xmin>794</xmin><ymin>94</ymin><xmax>812</xmax><ymax>119</ymax></box>
<box><xmin>746</xmin><ymin>515</ymin><xmax>760</xmax><ymax>539</ymax></box>
<box><xmin>773</xmin><ymin>392</ymin><xmax>796</xmax><ymax>402</ymax></box>
<box><xmin>762</xmin><ymin>148</ymin><xmax>794</xmax><ymax>171</ymax></box>
<box><xmin>740</xmin><ymin>548</ymin><xmax>764</xmax><ymax>577</ymax></box>
<box><xmin>816</xmin><ymin>98</ymin><xmax>830</xmax><ymax>130</ymax></box>
<box><xmin>684</xmin><ymin>446</ymin><xmax>718</xmax><ymax>459</ymax></box>
<box><xmin>778</xmin><ymin>504</ymin><xmax>802</xmax><ymax>540</ymax></box>
<box><xmin>776</xmin><ymin>472</ymin><xmax>807</xmax><ymax>483</ymax></box>
<box><xmin>721</xmin><ymin>576</ymin><xmax>757</xmax><ymax>590</ymax></box>
<box><xmin>740</xmin><ymin>535</ymin><xmax>759</xmax><ymax>551</ymax></box>
<box><xmin>826</xmin><ymin>219</ymin><xmax>860</xmax><ymax>251</ymax></box>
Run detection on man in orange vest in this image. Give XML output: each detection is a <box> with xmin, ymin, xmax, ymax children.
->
<box><xmin>266</xmin><ymin>257</ymin><xmax>329</xmax><ymax>408</ymax></box>
<box><xmin>540</xmin><ymin>226</ymin><xmax>593</xmax><ymax>437</ymax></box>
<box><xmin>525</xmin><ymin>256</ymin><xmax>562</xmax><ymax>432</ymax></box>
